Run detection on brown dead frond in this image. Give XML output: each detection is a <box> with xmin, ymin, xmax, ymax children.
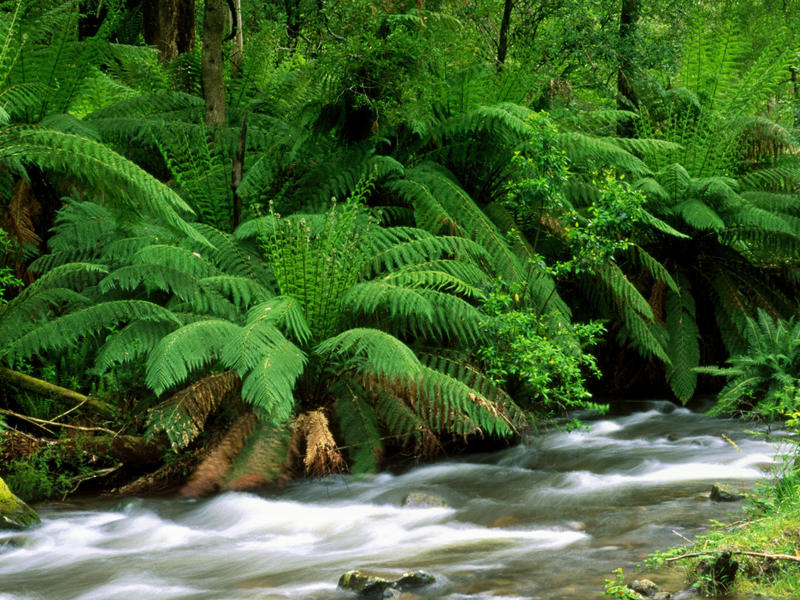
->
<box><xmin>147</xmin><ymin>371</ymin><xmax>241</xmax><ymax>451</ymax></box>
<box><xmin>225</xmin><ymin>421</ymin><xmax>293</xmax><ymax>490</ymax></box>
<box><xmin>2</xmin><ymin>180</ymin><xmax>41</xmax><ymax>249</ymax></box>
<box><xmin>180</xmin><ymin>412</ymin><xmax>257</xmax><ymax>497</ymax></box>
<box><xmin>288</xmin><ymin>410</ymin><xmax>345</xmax><ymax>477</ymax></box>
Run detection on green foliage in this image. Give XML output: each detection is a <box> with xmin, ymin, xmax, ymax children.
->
<box><xmin>0</xmin><ymin>228</ymin><xmax>21</xmax><ymax>301</ymax></box>
<box><xmin>702</xmin><ymin>310</ymin><xmax>800</xmax><ymax>419</ymax></box>
<box><xmin>477</xmin><ymin>279</ymin><xmax>606</xmax><ymax>415</ymax></box>
<box><xmin>602</xmin><ymin>568</ymin><xmax>640</xmax><ymax>600</ymax></box>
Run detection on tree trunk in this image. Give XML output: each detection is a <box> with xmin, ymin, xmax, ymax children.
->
<box><xmin>617</xmin><ymin>0</ymin><xmax>640</xmax><ymax>136</ymax></box>
<box><xmin>203</xmin><ymin>0</ymin><xmax>227</xmax><ymax>127</ymax></box>
<box><xmin>231</xmin><ymin>115</ymin><xmax>247</xmax><ymax>230</ymax></box>
<box><xmin>231</xmin><ymin>0</ymin><xmax>244</xmax><ymax>73</ymax></box>
<box><xmin>142</xmin><ymin>0</ymin><xmax>195</xmax><ymax>64</ymax></box>
<box><xmin>0</xmin><ymin>367</ymin><xmax>117</xmax><ymax>418</ymax></box>
<box><xmin>496</xmin><ymin>0</ymin><xmax>514</xmax><ymax>70</ymax></box>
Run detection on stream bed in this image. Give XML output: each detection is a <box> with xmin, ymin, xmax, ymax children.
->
<box><xmin>0</xmin><ymin>401</ymin><xmax>781</xmax><ymax>599</ymax></box>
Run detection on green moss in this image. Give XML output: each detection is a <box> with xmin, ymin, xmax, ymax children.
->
<box><xmin>0</xmin><ymin>476</ymin><xmax>40</xmax><ymax>530</ymax></box>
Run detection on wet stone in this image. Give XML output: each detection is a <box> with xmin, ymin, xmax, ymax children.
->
<box><xmin>338</xmin><ymin>570</ymin><xmax>436</xmax><ymax>598</ymax></box>
<box><xmin>630</xmin><ymin>578</ymin><xmax>659</xmax><ymax>597</ymax></box>
<box><xmin>710</xmin><ymin>483</ymin><xmax>745</xmax><ymax>502</ymax></box>
<box><xmin>652</xmin><ymin>592</ymin><xmax>672</xmax><ymax>600</ymax></box>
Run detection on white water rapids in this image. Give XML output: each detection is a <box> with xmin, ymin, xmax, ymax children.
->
<box><xmin>0</xmin><ymin>401</ymin><xmax>781</xmax><ymax>599</ymax></box>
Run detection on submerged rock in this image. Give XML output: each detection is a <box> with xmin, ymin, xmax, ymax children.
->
<box><xmin>338</xmin><ymin>570</ymin><xmax>436</xmax><ymax>598</ymax></box>
<box><xmin>402</xmin><ymin>492</ymin><xmax>447</xmax><ymax>508</ymax></box>
<box><xmin>710</xmin><ymin>483</ymin><xmax>745</xmax><ymax>502</ymax></box>
<box><xmin>0</xmin><ymin>477</ymin><xmax>39</xmax><ymax>530</ymax></box>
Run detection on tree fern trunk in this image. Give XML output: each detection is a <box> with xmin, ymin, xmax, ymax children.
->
<box><xmin>202</xmin><ymin>0</ymin><xmax>227</xmax><ymax>127</ymax></box>
<box><xmin>617</xmin><ymin>0</ymin><xmax>640</xmax><ymax>136</ymax></box>
<box><xmin>142</xmin><ymin>0</ymin><xmax>195</xmax><ymax>64</ymax></box>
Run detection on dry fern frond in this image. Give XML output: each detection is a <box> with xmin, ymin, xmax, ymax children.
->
<box><xmin>288</xmin><ymin>410</ymin><xmax>346</xmax><ymax>477</ymax></box>
<box><xmin>180</xmin><ymin>412</ymin><xmax>257</xmax><ymax>497</ymax></box>
<box><xmin>146</xmin><ymin>371</ymin><xmax>241</xmax><ymax>451</ymax></box>
<box><xmin>224</xmin><ymin>420</ymin><xmax>293</xmax><ymax>490</ymax></box>
<box><xmin>2</xmin><ymin>179</ymin><xmax>41</xmax><ymax>248</ymax></box>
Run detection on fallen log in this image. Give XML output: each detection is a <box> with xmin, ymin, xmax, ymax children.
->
<box><xmin>0</xmin><ymin>367</ymin><xmax>117</xmax><ymax>418</ymax></box>
<box><xmin>665</xmin><ymin>550</ymin><xmax>800</xmax><ymax>564</ymax></box>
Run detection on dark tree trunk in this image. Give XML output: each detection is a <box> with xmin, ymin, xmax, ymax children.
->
<box><xmin>496</xmin><ymin>0</ymin><xmax>514</xmax><ymax>70</ymax></box>
<box><xmin>617</xmin><ymin>0</ymin><xmax>640</xmax><ymax>136</ymax></box>
<box><xmin>231</xmin><ymin>115</ymin><xmax>247</xmax><ymax>230</ymax></box>
<box><xmin>202</xmin><ymin>0</ymin><xmax>227</xmax><ymax>127</ymax></box>
<box><xmin>142</xmin><ymin>0</ymin><xmax>195</xmax><ymax>63</ymax></box>
<box><xmin>285</xmin><ymin>0</ymin><xmax>302</xmax><ymax>50</ymax></box>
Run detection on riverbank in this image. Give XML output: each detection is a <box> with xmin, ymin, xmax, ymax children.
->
<box><xmin>645</xmin><ymin>477</ymin><xmax>800</xmax><ymax>598</ymax></box>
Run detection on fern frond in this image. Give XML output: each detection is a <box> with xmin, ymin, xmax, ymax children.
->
<box><xmin>145</xmin><ymin>320</ymin><xmax>240</xmax><ymax>395</ymax></box>
<box><xmin>95</xmin><ymin>319</ymin><xmax>178</xmax><ymax>373</ymax></box>
<box><xmin>0</xmin><ymin>126</ymin><xmax>207</xmax><ymax>245</ymax></box>
<box><xmin>665</xmin><ymin>276</ymin><xmax>700</xmax><ymax>403</ymax></box>
<box><xmin>224</xmin><ymin>419</ymin><xmax>292</xmax><ymax>490</ymax></box>
<box><xmin>146</xmin><ymin>371</ymin><xmax>241</xmax><ymax>451</ymax></box>
<box><xmin>239</xmin><ymin>336</ymin><xmax>305</xmax><ymax>424</ymax></box>
<box><xmin>316</xmin><ymin>328</ymin><xmax>423</xmax><ymax>379</ymax></box>
<box><xmin>7</xmin><ymin>300</ymin><xmax>180</xmax><ymax>364</ymax></box>
<box><xmin>245</xmin><ymin>296</ymin><xmax>312</xmax><ymax>345</ymax></box>
<box><xmin>180</xmin><ymin>413</ymin><xmax>258</xmax><ymax>497</ymax></box>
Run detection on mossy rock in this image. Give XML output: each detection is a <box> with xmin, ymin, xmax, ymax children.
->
<box><xmin>0</xmin><ymin>476</ymin><xmax>40</xmax><ymax>530</ymax></box>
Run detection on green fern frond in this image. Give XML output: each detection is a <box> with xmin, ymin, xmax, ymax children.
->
<box><xmin>95</xmin><ymin>319</ymin><xmax>178</xmax><ymax>373</ymax></box>
<box><xmin>146</xmin><ymin>319</ymin><xmax>240</xmax><ymax>395</ymax></box>
<box><xmin>220</xmin><ymin>320</ymin><xmax>292</xmax><ymax>372</ymax></box>
<box><xmin>674</xmin><ymin>198</ymin><xmax>726</xmax><ymax>231</ymax></box>
<box><xmin>0</xmin><ymin>126</ymin><xmax>207</xmax><ymax>245</ymax></box>
<box><xmin>665</xmin><ymin>275</ymin><xmax>701</xmax><ymax>403</ymax></box>
<box><xmin>7</xmin><ymin>299</ymin><xmax>180</xmax><ymax>364</ymax></box>
<box><xmin>246</xmin><ymin>297</ymin><xmax>312</xmax><ymax>346</ymax></box>
<box><xmin>239</xmin><ymin>337</ymin><xmax>305</xmax><ymax>424</ymax></box>
<box><xmin>315</xmin><ymin>328</ymin><xmax>423</xmax><ymax>378</ymax></box>
<box><xmin>632</xmin><ymin>247</ymin><xmax>679</xmax><ymax>293</ymax></box>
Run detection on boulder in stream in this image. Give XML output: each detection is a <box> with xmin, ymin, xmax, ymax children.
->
<box><xmin>710</xmin><ymin>483</ymin><xmax>745</xmax><ymax>502</ymax></box>
<box><xmin>630</xmin><ymin>578</ymin><xmax>659</xmax><ymax>597</ymax></box>
<box><xmin>338</xmin><ymin>570</ymin><xmax>435</xmax><ymax>598</ymax></box>
<box><xmin>0</xmin><ymin>476</ymin><xmax>40</xmax><ymax>530</ymax></box>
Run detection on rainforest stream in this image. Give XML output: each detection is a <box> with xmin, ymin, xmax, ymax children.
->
<box><xmin>0</xmin><ymin>401</ymin><xmax>781</xmax><ymax>600</ymax></box>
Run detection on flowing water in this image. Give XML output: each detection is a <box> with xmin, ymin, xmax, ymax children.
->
<box><xmin>0</xmin><ymin>401</ymin><xmax>782</xmax><ymax>600</ymax></box>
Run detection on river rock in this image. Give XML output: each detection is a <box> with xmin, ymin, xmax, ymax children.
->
<box><xmin>402</xmin><ymin>492</ymin><xmax>447</xmax><ymax>508</ymax></box>
<box><xmin>0</xmin><ymin>476</ymin><xmax>40</xmax><ymax>530</ymax></box>
<box><xmin>338</xmin><ymin>570</ymin><xmax>435</xmax><ymax>598</ymax></box>
<box><xmin>338</xmin><ymin>571</ymin><xmax>395</xmax><ymax>598</ymax></box>
<box><xmin>710</xmin><ymin>483</ymin><xmax>744</xmax><ymax>502</ymax></box>
<box><xmin>630</xmin><ymin>578</ymin><xmax>659</xmax><ymax>597</ymax></box>
<box><xmin>652</xmin><ymin>593</ymin><xmax>672</xmax><ymax>600</ymax></box>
